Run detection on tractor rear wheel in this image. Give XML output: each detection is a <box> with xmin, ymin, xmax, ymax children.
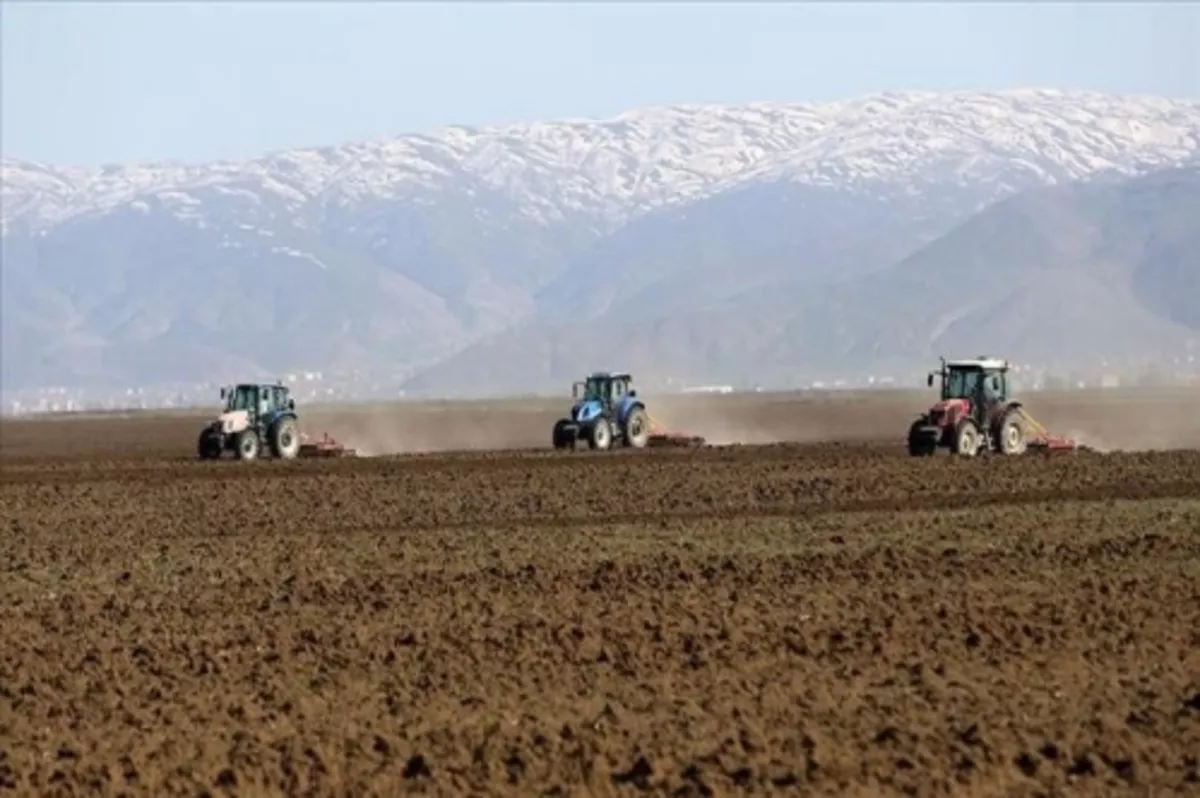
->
<box><xmin>997</xmin><ymin>411</ymin><xmax>1027</xmax><ymax>456</ymax></box>
<box><xmin>235</xmin><ymin>429</ymin><xmax>260</xmax><ymax>461</ymax></box>
<box><xmin>952</xmin><ymin>419</ymin><xmax>981</xmax><ymax>457</ymax></box>
<box><xmin>271</xmin><ymin>418</ymin><xmax>300</xmax><ymax>459</ymax></box>
<box><xmin>587</xmin><ymin>418</ymin><xmax>612</xmax><ymax>451</ymax></box>
<box><xmin>624</xmin><ymin>407</ymin><xmax>650</xmax><ymax>448</ymax></box>
<box><xmin>197</xmin><ymin>429</ymin><xmax>222</xmax><ymax>460</ymax></box>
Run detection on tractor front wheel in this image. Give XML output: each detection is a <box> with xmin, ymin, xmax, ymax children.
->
<box><xmin>587</xmin><ymin>418</ymin><xmax>612</xmax><ymax>451</ymax></box>
<box><xmin>552</xmin><ymin>419</ymin><xmax>576</xmax><ymax>451</ymax></box>
<box><xmin>197</xmin><ymin>429</ymin><xmax>222</xmax><ymax>460</ymax></box>
<box><xmin>907</xmin><ymin>419</ymin><xmax>936</xmax><ymax>456</ymax></box>
<box><xmin>235</xmin><ymin>429</ymin><xmax>260</xmax><ymax>461</ymax></box>
<box><xmin>624</xmin><ymin>407</ymin><xmax>650</xmax><ymax>449</ymax></box>
<box><xmin>952</xmin><ymin>419</ymin><xmax>981</xmax><ymax>457</ymax></box>
<box><xmin>271</xmin><ymin>418</ymin><xmax>300</xmax><ymax>459</ymax></box>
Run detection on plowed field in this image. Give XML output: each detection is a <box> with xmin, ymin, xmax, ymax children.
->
<box><xmin>2</xmin><ymin>396</ymin><xmax>1199</xmax><ymax>796</ymax></box>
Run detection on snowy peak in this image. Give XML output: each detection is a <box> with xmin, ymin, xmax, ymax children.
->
<box><xmin>4</xmin><ymin>89</ymin><xmax>1199</xmax><ymax>234</ymax></box>
<box><xmin>746</xmin><ymin>89</ymin><xmax>1200</xmax><ymax>189</ymax></box>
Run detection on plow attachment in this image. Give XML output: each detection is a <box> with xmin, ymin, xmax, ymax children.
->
<box><xmin>646</xmin><ymin>414</ymin><xmax>707</xmax><ymax>448</ymax></box>
<box><xmin>1016</xmin><ymin>408</ymin><xmax>1090</xmax><ymax>453</ymax></box>
<box><xmin>298</xmin><ymin>432</ymin><xmax>357</xmax><ymax>458</ymax></box>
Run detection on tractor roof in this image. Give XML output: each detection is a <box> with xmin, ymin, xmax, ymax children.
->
<box><xmin>946</xmin><ymin>357</ymin><xmax>1009</xmax><ymax>371</ymax></box>
<box><xmin>232</xmin><ymin>381</ymin><xmax>288</xmax><ymax>389</ymax></box>
<box><xmin>587</xmin><ymin>371</ymin><xmax>631</xmax><ymax>380</ymax></box>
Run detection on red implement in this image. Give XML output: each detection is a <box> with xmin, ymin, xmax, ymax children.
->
<box><xmin>646</xmin><ymin>415</ymin><xmax>707</xmax><ymax>448</ymax></box>
<box><xmin>299</xmin><ymin>432</ymin><xmax>357</xmax><ymax>458</ymax></box>
<box><xmin>1018</xmin><ymin>410</ymin><xmax>1093</xmax><ymax>453</ymax></box>
<box><xmin>1027</xmin><ymin>432</ymin><xmax>1079</xmax><ymax>451</ymax></box>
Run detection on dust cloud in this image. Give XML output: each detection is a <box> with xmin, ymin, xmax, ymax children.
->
<box><xmin>307</xmin><ymin>406</ymin><xmax>548</xmax><ymax>456</ymax></box>
<box><xmin>1036</xmin><ymin>394</ymin><xmax>1200</xmax><ymax>453</ymax></box>
<box><xmin>301</xmin><ymin>391</ymin><xmax>1199</xmax><ymax>457</ymax></box>
<box><xmin>1060</xmin><ymin>429</ymin><xmax>1114</xmax><ymax>454</ymax></box>
<box><xmin>645</xmin><ymin>396</ymin><xmax>898</xmax><ymax>447</ymax></box>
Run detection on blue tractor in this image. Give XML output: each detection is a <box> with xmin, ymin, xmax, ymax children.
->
<box><xmin>552</xmin><ymin>372</ymin><xmax>652</xmax><ymax>451</ymax></box>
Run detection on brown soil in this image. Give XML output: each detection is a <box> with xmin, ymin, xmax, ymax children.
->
<box><xmin>1</xmin><ymin>400</ymin><xmax>1198</xmax><ymax>796</ymax></box>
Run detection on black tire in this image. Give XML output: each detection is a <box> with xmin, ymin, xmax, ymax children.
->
<box><xmin>271</xmin><ymin>417</ymin><xmax>300</xmax><ymax>459</ymax></box>
<box><xmin>552</xmin><ymin>419</ymin><xmax>575</xmax><ymax>451</ymax></box>
<box><xmin>996</xmin><ymin>410</ymin><xmax>1027</xmax><ymax>456</ymax></box>
<box><xmin>624</xmin><ymin>407</ymin><xmax>650</xmax><ymax>449</ymax></box>
<box><xmin>234</xmin><ymin>429</ymin><xmax>260</xmax><ymax>461</ymax></box>
<box><xmin>952</xmin><ymin>419</ymin><xmax>981</xmax><ymax>457</ymax></box>
<box><xmin>907</xmin><ymin>419</ymin><xmax>936</xmax><ymax>456</ymax></box>
<box><xmin>197</xmin><ymin>429</ymin><xmax>223</xmax><ymax>460</ymax></box>
<box><xmin>587</xmin><ymin>417</ymin><xmax>612</xmax><ymax>451</ymax></box>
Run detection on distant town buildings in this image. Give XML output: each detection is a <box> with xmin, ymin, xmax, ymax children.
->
<box><xmin>2</xmin><ymin>355</ymin><xmax>1196</xmax><ymax>417</ymax></box>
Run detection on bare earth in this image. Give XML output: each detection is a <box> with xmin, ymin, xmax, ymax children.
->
<box><xmin>1</xmin><ymin>391</ymin><xmax>1198</xmax><ymax>796</ymax></box>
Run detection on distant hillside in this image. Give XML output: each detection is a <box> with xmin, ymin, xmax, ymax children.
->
<box><xmin>405</xmin><ymin>166</ymin><xmax>1200</xmax><ymax>395</ymax></box>
<box><xmin>2</xmin><ymin>89</ymin><xmax>1199</xmax><ymax>392</ymax></box>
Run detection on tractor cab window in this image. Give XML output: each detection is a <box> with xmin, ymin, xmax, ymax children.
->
<box><xmin>584</xmin><ymin>378</ymin><xmax>610</xmax><ymax>402</ymax></box>
<box><xmin>225</xmin><ymin>385</ymin><xmax>257</xmax><ymax>412</ymax></box>
<box><xmin>943</xmin><ymin>369</ymin><xmax>982</xmax><ymax>400</ymax></box>
<box><xmin>981</xmin><ymin>371</ymin><xmax>1006</xmax><ymax>401</ymax></box>
<box><xmin>611</xmin><ymin>378</ymin><xmax>628</xmax><ymax>398</ymax></box>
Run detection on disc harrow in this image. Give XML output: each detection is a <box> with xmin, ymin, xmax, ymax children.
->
<box><xmin>298</xmin><ymin>432</ymin><xmax>357</xmax><ymax>458</ymax></box>
<box><xmin>1016</xmin><ymin>408</ymin><xmax>1092</xmax><ymax>454</ymax></box>
<box><xmin>646</xmin><ymin>414</ymin><xmax>707</xmax><ymax>448</ymax></box>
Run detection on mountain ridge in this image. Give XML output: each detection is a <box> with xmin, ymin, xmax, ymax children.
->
<box><xmin>3</xmin><ymin>88</ymin><xmax>1199</xmax><ymax>393</ymax></box>
<box><xmin>6</xmin><ymin>88</ymin><xmax>1198</xmax><ymax>232</ymax></box>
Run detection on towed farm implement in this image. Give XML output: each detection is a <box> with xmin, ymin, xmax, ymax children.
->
<box><xmin>908</xmin><ymin>356</ymin><xmax>1088</xmax><ymax>457</ymax></box>
<box><xmin>298</xmin><ymin>432</ymin><xmax>357</xmax><ymax>458</ymax></box>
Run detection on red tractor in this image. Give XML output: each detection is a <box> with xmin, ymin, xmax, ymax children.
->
<box><xmin>907</xmin><ymin>356</ymin><xmax>1078</xmax><ymax>457</ymax></box>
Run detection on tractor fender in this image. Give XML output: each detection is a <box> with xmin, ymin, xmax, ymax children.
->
<box><xmin>616</xmin><ymin>397</ymin><xmax>645</xmax><ymax>426</ymax></box>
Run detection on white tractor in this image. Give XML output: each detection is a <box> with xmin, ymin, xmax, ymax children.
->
<box><xmin>197</xmin><ymin>382</ymin><xmax>356</xmax><ymax>461</ymax></box>
<box><xmin>197</xmin><ymin>382</ymin><xmax>301</xmax><ymax>461</ymax></box>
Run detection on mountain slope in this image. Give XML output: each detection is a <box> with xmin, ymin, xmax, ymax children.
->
<box><xmin>405</xmin><ymin>165</ymin><xmax>1200</xmax><ymax>396</ymax></box>
<box><xmin>3</xmin><ymin>89</ymin><xmax>1199</xmax><ymax>391</ymax></box>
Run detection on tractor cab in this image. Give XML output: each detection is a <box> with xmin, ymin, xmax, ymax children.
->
<box><xmin>220</xmin><ymin>382</ymin><xmax>294</xmax><ymax>420</ymax></box>
<box><xmin>572</xmin><ymin>372</ymin><xmax>635</xmax><ymax>409</ymax></box>
<box><xmin>928</xmin><ymin>357</ymin><xmax>1010</xmax><ymax>408</ymax></box>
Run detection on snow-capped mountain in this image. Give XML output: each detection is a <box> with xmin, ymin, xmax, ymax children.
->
<box><xmin>3</xmin><ymin>89</ymin><xmax>1199</xmax><ymax>393</ymax></box>
<box><xmin>6</xmin><ymin>89</ymin><xmax>1198</xmax><ymax>232</ymax></box>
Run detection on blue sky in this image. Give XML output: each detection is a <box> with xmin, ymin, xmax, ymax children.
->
<box><xmin>3</xmin><ymin>2</ymin><xmax>1196</xmax><ymax>166</ymax></box>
